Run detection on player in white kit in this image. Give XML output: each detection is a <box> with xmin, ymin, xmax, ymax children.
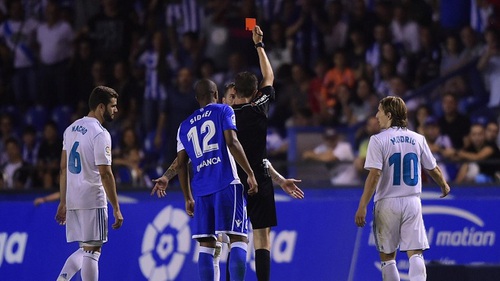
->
<box><xmin>55</xmin><ymin>86</ymin><xmax>123</xmax><ymax>281</ymax></box>
<box><xmin>355</xmin><ymin>96</ymin><xmax>450</xmax><ymax>281</ymax></box>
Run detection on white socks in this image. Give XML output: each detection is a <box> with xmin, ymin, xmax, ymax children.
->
<box><xmin>381</xmin><ymin>260</ymin><xmax>400</xmax><ymax>281</ymax></box>
<box><xmin>214</xmin><ymin>241</ymin><xmax>222</xmax><ymax>281</ymax></box>
<box><xmin>81</xmin><ymin>251</ymin><xmax>101</xmax><ymax>281</ymax></box>
<box><xmin>57</xmin><ymin>248</ymin><xmax>84</xmax><ymax>281</ymax></box>
<box><xmin>409</xmin><ymin>254</ymin><xmax>426</xmax><ymax>281</ymax></box>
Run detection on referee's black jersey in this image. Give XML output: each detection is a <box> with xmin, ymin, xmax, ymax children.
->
<box><xmin>233</xmin><ymin>85</ymin><xmax>275</xmax><ymax>181</ymax></box>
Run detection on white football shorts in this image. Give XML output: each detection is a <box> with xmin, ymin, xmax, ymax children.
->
<box><xmin>66</xmin><ymin>208</ymin><xmax>108</xmax><ymax>246</ymax></box>
<box><xmin>373</xmin><ymin>196</ymin><xmax>429</xmax><ymax>253</ymax></box>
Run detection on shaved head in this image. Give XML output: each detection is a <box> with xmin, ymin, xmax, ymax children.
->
<box><xmin>194</xmin><ymin>79</ymin><xmax>218</xmax><ymax>103</ymax></box>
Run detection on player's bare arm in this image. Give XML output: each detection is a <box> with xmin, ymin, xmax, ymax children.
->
<box><xmin>253</xmin><ymin>25</ymin><xmax>274</xmax><ymax>87</ymax></box>
<box><xmin>99</xmin><ymin>165</ymin><xmax>123</xmax><ymax>229</ymax></box>
<box><xmin>355</xmin><ymin>168</ymin><xmax>381</xmax><ymax>227</ymax></box>
<box><xmin>224</xmin><ymin>129</ymin><xmax>258</xmax><ymax>195</ymax></box>
<box><xmin>55</xmin><ymin>150</ymin><xmax>67</xmax><ymax>225</ymax></box>
<box><xmin>266</xmin><ymin>159</ymin><xmax>304</xmax><ymax>199</ymax></box>
<box><xmin>151</xmin><ymin>157</ymin><xmax>179</xmax><ymax>198</ymax></box>
<box><xmin>426</xmin><ymin>165</ymin><xmax>451</xmax><ymax>198</ymax></box>
<box><xmin>177</xmin><ymin>150</ymin><xmax>194</xmax><ymax>217</ymax></box>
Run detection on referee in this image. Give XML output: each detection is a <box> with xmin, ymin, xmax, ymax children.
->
<box><xmin>232</xmin><ymin>25</ymin><xmax>302</xmax><ymax>281</ymax></box>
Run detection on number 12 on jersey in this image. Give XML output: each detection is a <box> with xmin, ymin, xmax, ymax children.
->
<box><xmin>187</xmin><ymin>120</ymin><xmax>219</xmax><ymax>158</ymax></box>
<box><xmin>389</xmin><ymin>152</ymin><xmax>418</xmax><ymax>186</ymax></box>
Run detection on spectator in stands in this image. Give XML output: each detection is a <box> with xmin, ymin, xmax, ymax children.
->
<box><xmin>288</xmin><ymin>63</ymin><xmax>319</xmax><ymax>125</ymax></box>
<box><xmin>485</xmin><ymin>120</ymin><xmax>500</xmax><ymax>146</ymax></box>
<box><xmin>376</xmin><ymin>42</ymin><xmax>409</xmax><ymax>82</ymax></box>
<box><xmin>20</xmin><ymin>125</ymin><xmax>39</xmax><ymax>167</ymax></box>
<box><xmin>173</xmin><ymin>31</ymin><xmax>202</xmax><ymax>72</ymax></box>
<box><xmin>423</xmin><ymin>116</ymin><xmax>454</xmax><ymax>181</ymax></box>
<box><xmin>336</xmin><ymin>83</ymin><xmax>356</xmax><ymax>126</ymax></box>
<box><xmin>84</xmin><ymin>0</ymin><xmax>133</xmax><ymax>64</ymax></box>
<box><xmin>36</xmin><ymin>0</ymin><xmax>74</xmax><ymax>107</ymax></box>
<box><xmin>112</xmin><ymin>126</ymin><xmax>143</xmax><ymax>163</ymax></box>
<box><xmin>353</xmin><ymin>116</ymin><xmax>380</xmax><ymax>178</ymax></box>
<box><xmin>348</xmin><ymin>0</ymin><xmax>377</xmax><ymax>42</ymax></box>
<box><xmin>350</xmin><ymin>78</ymin><xmax>379</xmax><ymax>125</ymax></box>
<box><xmin>455</xmin><ymin>123</ymin><xmax>500</xmax><ymax>183</ymax></box>
<box><xmin>0</xmin><ymin>113</ymin><xmax>18</xmax><ymax>165</ymax></box>
<box><xmin>267</xmin><ymin>20</ymin><xmax>293</xmax><ymax>74</ymax></box>
<box><xmin>302</xmin><ymin>128</ymin><xmax>360</xmax><ymax>185</ymax></box>
<box><xmin>135</xmin><ymin>30</ymin><xmax>170</xmax><ymax>133</ymax></box>
<box><xmin>69</xmin><ymin>38</ymin><xmax>94</xmax><ymax>106</ymax></box>
<box><xmin>164</xmin><ymin>0</ymin><xmax>203</xmax><ymax>56</ymax></box>
<box><xmin>413</xmin><ymin>26</ymin><xmax>441</xmax><ymax>87</ymax></box>
<box><xmin>346</xmin><ymin>28</ymin><xmax>368</xmax><ymax>80</ymax></box>
<box><xmin>110</xmin><ymin>60</ymin><xmax>142</xmax><ymax>133</ymax></box>
<box><xmin>365</xmin><ymin>23</ymin><xmax>391</xmax><ymax>72</ymax></box>
<box><xmin>413</xmin><ymin>104</ymin><xmax>433</xmax><ymax>135</ymax></box>
<box><xmin>477</xmin><ymin>27</ymin><xmax>500</xmax><ymax>110</ymax></box>
<box><xmin>438</xmin><ymin>92</ymin><xmax>471</xmax><ymax>149</ymax></box>
<box><xmin>375</xmin><ymin>61</ymin><xmax>396</xmax><ymax>97</ymax></box>
<box><xmin>36</xmin><ymin>120</ymin><xmax>61</xmax><ymax>189</ymax></box>
<box><xmin>470</xmin><ymin>0</ymin><xmax>494</xmax><ymax>34</ymax></box>
<box><xmin>440</xmin><ymin>33</ymin><xmax>463</xmax><ymax>75</ymax></box>
<box><xmin>114</xmin><ymin>147</ymin><xmax>146</xmax><ymax>188</ymax></box>
<box><xmin>391</xmin><ymin>4</ymin><xmax>420</xmax><ymax>55</ymax></box>
<box><xmin>317</xmin><ymin>0</ymin><xmax>348</xmax><ymax>54</ymax></box>
<box><xmin>0</xmin><ymin>0</ymin><xmax>38</xmax><ymax>107</ymax></box>
<box><xmin>0</xmin><ymin>137</ymin><xmax>33</xmax><ymax>189</ymax></box>
<box><xmin>285</xmin><ymin>0</ymin><xmax>325</xmax><ymax>68</ymax></box>
<box><xmin>155</xmin><ymin>67</ymin><xmax>198</xmax><ymax>164</ymax></box>
<box><xmin>321</xmin><ymin>49</ymin><xmax>355</xmax><ymax>125</ymax></box>
<box><xmin>388</xmin><ymin>75</ymin><xmax>420</xmax><ymax>114</ymax></box>
<box><xmin>459</xmin><ymin>25</ymin><xmax>484</xmax><ymax>63</ymax></box>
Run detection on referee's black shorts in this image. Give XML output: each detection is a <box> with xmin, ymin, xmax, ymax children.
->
<box><xmin>246</xmin><ymin>177</ymin><xmax>277</xmax><ymax>229</ymax></box>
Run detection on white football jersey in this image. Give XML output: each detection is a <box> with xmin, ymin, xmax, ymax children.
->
<box><xmin>364</xmin><ymin>127</ymin><xmax>437</xmax><ymax>202</ymax></box>
<box><xmin>63</xmin><ymin>116</ymin><xmax>112</xmax><ymax>210</ymax></box>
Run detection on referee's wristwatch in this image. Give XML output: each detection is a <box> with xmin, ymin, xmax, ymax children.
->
<box><xmin>255</xmin><ymin>42</ymin><xmax>265</xmax><ymax>49</ymax></box>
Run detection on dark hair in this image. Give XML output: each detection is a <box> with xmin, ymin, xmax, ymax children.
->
<box><xmin>4</xmin><ymin>136</ymin><xmax>20</xmax><ymax>148</ymax></box>
<box><xmin>88</xmin><ymin>86</ymin><xmax>118</xmax><ymax>111</ymax></box>
<box><xmin>234</xmin><ymin>71</ymin><xmax>258</xmax><ymax>98</ymax></box>
<box><xmin>194</xmin><ymin>79</ymin><xmax>217</xmax><ymax>101</ymax></box>
<box><xmin>379</xmin><ymin>96</ymin><xmax>407</xmax><ymax>128</ymax></box>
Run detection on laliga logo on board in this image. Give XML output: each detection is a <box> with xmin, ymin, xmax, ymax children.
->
<box><xmin>369</xmin><ymin>204</ymin><xmax>495</xmax><ymax>281</ymax></box>
<box><xmin>139</xmin><ymin>206</ymin><xmax>191</xmax><ymax>281</ymax></box>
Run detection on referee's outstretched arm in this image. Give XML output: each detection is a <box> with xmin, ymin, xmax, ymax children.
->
<box><xmin>252</xmin><ymin>25</ymin><xmax>274</xmax><ymax>87</ymax></box>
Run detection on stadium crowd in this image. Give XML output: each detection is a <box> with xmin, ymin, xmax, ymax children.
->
<box><xmin>0</xmin><ymin>0</ymin><xmax>499</xmax><ymax>190</ymax></box>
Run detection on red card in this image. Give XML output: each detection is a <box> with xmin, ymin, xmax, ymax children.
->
<box><xmin>245</xmin><ymin>18</ymin><xmax>256</xmax><ymax>31</ymax></box>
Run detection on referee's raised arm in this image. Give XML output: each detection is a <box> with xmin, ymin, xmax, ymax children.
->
<box><xmin>252</xmin><ymin>25</ymin><xmax>274</xmax><ymax>87</ymax></box>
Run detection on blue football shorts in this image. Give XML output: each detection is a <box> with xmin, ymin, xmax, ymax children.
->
<box><xmin>192</xmin><ymin>183</ymin><xmax>248</xmax><ymax>240</ymax></box>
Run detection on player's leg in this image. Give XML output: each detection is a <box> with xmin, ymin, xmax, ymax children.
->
<box><xmin>373</xmin><ymin>198</ymin><xmax>402</xmax><ymax>281</ymax></box>
<box><xmin>216</xmin><ymin>183</ymin><xmax>249</xmax><ymax>281</ymax></box>
<box><xmin>379</xmin><ymin>252</ymin><xmax>399</xmax><ymax>281</ymax></box>
<box><xmin>197</xmin><ymin>238</ymin><xmax>217</xmax><ymax>281</ymax></box>
<box><xmin>81</xmin><ymin>245</ymin><xmax>101</xmax><ymax>281</ymax></box>
<box><xmin>79</xmin><ymin>208</ymin><xmax>107</xmax><ymax>281</ymax></box>
<box><xmin>407</xmin><ymin>250</ymin><xmax>426</xmax><ymax>281</ymax></box>
<box><xmin>56</xmin><ymin>248</ymin><xmax>84</xmax><ymax>281</ymax></box>
<box><xmin>253</xmin><ymin>227</ymin><xmax>271</xmax><ymax>281</ymax></box>
<box><xmin>214</xmin><ymin>234</ymin><xmax>223</xmax><ymax>281</ymax></box>
<box><xmin>247</xmin><ymin>180</ymin><xmax>277</xmax><ymax>281</ymax></box>
<box><xmin>193</xmin><ymin>193</ymin><xmax>217</xmax><ymax>281</ymax></box>
<box><xmin>401</xmin><ymin>197</ymin><xmax>429</xmax><ymax>281</ymax></box>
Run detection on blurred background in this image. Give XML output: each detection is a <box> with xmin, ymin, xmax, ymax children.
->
<box><xmin>1</xmin><ymin>1</ymin><xmax>500</xmax><ymax>280</ymax></box>
<box><xmin>0</xmin><ymin>0</ymin><xmax>499</xmax><ymax>191</ymax></box>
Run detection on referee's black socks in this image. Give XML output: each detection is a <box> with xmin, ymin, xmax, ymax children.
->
<box><xmin>255</xmin><ymin>249</ymin><xmax>271</xmax><ymax>281</ymax></box>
